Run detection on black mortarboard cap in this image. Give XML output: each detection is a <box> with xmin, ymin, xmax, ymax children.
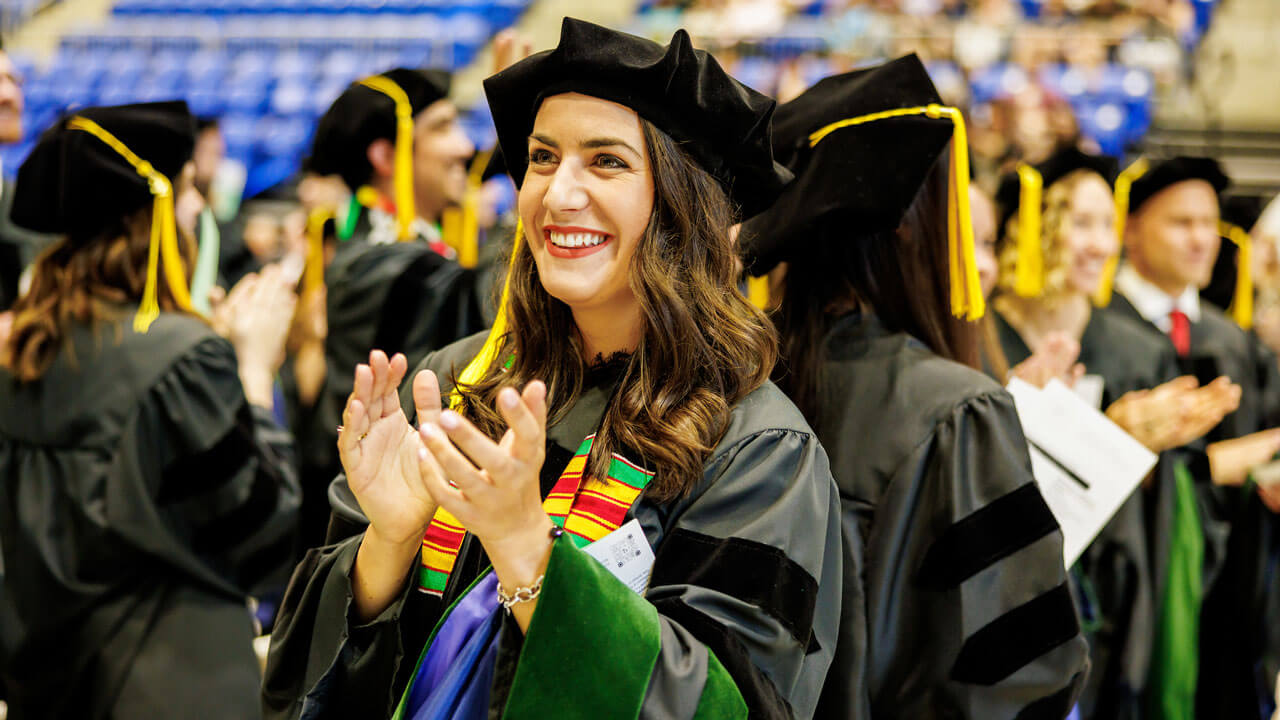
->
<box><xmin>482</xmin><ymin>17</ymin><xmax>790</xmax><ymax>219</ymax></box>
<box><xmin>1128</xmin><ymin>156</ymin><xmax>1229</xmax><ymax>215</ymax></box>
<box><xmin>739</xmin><ymin>54</ymin><xmax>953</xmax><ymax>276</ymax></box>
<box><xmin>309</xmin><ymin>68</ymin><xmax>451</xmax><ymax>191</ymax></box>
<box><xmin>12</xmin><ymin>100</ymin><xmax>195</xmax><ymax>236</ymax></box>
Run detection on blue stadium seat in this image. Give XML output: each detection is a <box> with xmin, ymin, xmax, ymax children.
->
<box><xmin>1078</xmin><ymin>100</ymin><xmax>1129</xmax><ymax>157</ymax></box>
<box><xmin>270</xmin><ymin>81</ymin><xmax>311</xmax><ymax>116</ymax></box>
<box><xmin>219</xmin><ymin>112</ymin><xmax>258</xmax><ymax>158</ymax></box>
<box><xmin>223</xmin><ymin>81</ymin><xmax>271</xmax><ymax>114</ymax></box>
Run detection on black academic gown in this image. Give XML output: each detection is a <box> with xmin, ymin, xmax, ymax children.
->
<box><xmin>1109</xmin><ymin>291</ymin><xmax>1280</xmax><ymax>719</ymax></box>
<box><xmin>812</xmin><ymin>312</ymin><xmax>1089</xmax><ymax>720</ymax></box>
<box><xmin>298</xmin><ymin>213</ymin><xmax>487</xmax><ymax>551</ymax></box>
<box><xmin>263</xmin><ymin>332</ymin><xmax>844</xmax><ymax>719</ymax></box>
<box><xmin>0</xmin><ymin>310</ymin><xmax>302</xmax><ymax>720</ymax></box>
<box><xmin>996</xmin><ymin>306</ymin><xmax>1180</xmax><ymax>720</ymax></box>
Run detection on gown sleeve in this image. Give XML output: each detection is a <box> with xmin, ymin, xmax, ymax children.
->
<box><xmin>857</xmin><ymin>390</ymin><xmax>1089</xmax><ymax>719</ymax></box>
<box><xmin>494</xmin><ymin>422</ymin><xmax>843</xmax><ymax>720</ymax></box>
<box><xmin>124</xmin><ymin>333</ymin><xmax>303</xmax><ymax>597</ymax></box>
<box><xmin>261</xmin><ymin>533</ymin><xmax>440</xmax><ymax>720</ymax></box>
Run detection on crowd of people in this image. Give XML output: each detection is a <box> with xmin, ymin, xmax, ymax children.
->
<box><xmin>633</xmin><ymin>0</ymin><xmax>1202</xmax><ymax>184</ymax></box>
<box><xmin>0</xmin><ymin>8</ymin><xmax>1278</xmax><ymax>720</ymax></box>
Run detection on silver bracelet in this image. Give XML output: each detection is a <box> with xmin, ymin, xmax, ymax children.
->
<box><xmin>497</xmin><ymin>574</ymin><xmax>545</xmax><ymax>610</ymax></box>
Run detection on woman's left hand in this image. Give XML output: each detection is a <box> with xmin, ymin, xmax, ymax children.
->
<box><xmin>418</xmin><ymin>381</ymin><xmax>554</xmax><ymax>628</ymax></box>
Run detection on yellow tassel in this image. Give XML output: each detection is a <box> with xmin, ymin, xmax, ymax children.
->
<box><xmin>747</xmin><ymin>275</ymin><xmax>770</xmax><ymax>309</ymax></box>
<box><xmin>458</xmin><ymin>149</ymin><xmax>491</xmax><ymax>270</ymax></box>
<box><xmin>809</xmin><ymin>103</ymin><xmax>984</xmax><ymax>320</ymax></box>
<box><xmin>450</xmin><ymin>218</ymin><xmax>523</xmax><ymax>409</ymax></box>
<box><xmin>441</xmin><ymin>206</ymin><xmax>462</xmax><ymax>254</ymax></box>
<box><xmin>304</xmin><ymin>207</ymin><xmax>333</xmax><ymax>297</ymax></box>
<box><xmin>66</xmin><ymin>116</ymin><xmax>193</xmax><ymax>333</ymax></box>
<box><xmin>359</xmin><ymin>75</ymin><xmax>417</xmax><ymax>241</ymax></box>
<box><xmin>1221</xmin><ymin>221</ymin><xmax>1254</xmax><ymax>330</ymax></box>
<box><xmin>931</xmin><ymin>104</ymin><xmax>984</xmax><ymax>320</ymax></box>
<box><xmin>1095</xmin><ymin>158</ymin><xmax>1150</xmax><ymax>307</ymax></box>
<box><xmin>426</xmin><ymin>153</ymin><xmax>489</xmax><ymax>266</ymax></box>
<box><xmin>1013</xmin><ymin>163</ymin><xmax>1044</xmax><ymax>297</ymax></box>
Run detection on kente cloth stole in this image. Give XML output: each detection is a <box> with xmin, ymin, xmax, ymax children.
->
<box><xmin>417</xmin><ymin>434</ymin><xmax>655</xmax><ymax>595</ymax></box>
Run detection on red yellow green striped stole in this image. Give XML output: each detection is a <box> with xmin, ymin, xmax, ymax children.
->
<box><xmin>417</xmin><ymin>433</ymin><xmax>655</xmax><ymax>595</ymax></box>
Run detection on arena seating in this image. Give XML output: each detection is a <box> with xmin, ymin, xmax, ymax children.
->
<box><xmin>5</xmin><ymin>0</ymin><xmax>526</xmax><ymax>195</ymax></box>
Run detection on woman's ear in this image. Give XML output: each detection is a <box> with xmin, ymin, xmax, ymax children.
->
<box><xmin>366</xmin><ymin>138</ymin><xmax>396</xmax><ymax>181</ymax></box>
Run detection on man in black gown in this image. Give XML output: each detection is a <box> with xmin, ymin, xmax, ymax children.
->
<box><xmin>297</xmin><ymin>68</ymin><xmax>488</xmax><ymax>549</ymax></box>
<box><xmin>1108</xmin><ymin>156</ymin><xmax>1280</xmax><ymax>719</ymax></box>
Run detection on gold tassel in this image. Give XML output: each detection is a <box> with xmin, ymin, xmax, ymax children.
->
<box><xmin>435</xmin><ymin>151</ymin><xmax>492</xmax><ymax>267</ymax></box>
<box><xmin>450</xmin><ymin>218</ymin><xmax>523</xmax><ymax>408</ymax></box>
<box><xmin>933</xmin><ymin>104</ymin><xmax>984</xmax><ymax>321</ymax></box>
<box><xmin>1095</xmin><ymin>158</ymin><xmax>1149</xmax><ymax>307</ymax></box>
<box><xmin>304</xmin><ymin>207</ymin><xmax>333</xmax><ymax>297</ymax></box>
<box><xmin>441</xmin><ymin>206</ymin><xmax>462</xmax><ymax>255</ymax></box>
<box><xmin>67</xmin><ymin>116</ymin><xmax>193</xmax><ymax>333</ymax></box>
<box><xmin>358</xmin><ymin>75</ymin><xmax>417</xmax><ymax>241</ymax></box>
<box><xmin>747</xmin><ymin>275</ymin><xmax>770</xmax><ymax>309</ymax></box>
<box><xmin>1013</xmin><ymin>163</ymin><xmax>1044</xmax><ymax>297</ymax></box>
<box><xmin>459</xmin><ymin>149</ymin><xmax>492</xmax><ymax>269</ymax></box>
<box><xmin>1221</xmin><ymin>220</ymin><xmax>1254</xmax><ymax>330</ymax></box>
<box><xmin>808</xmin><ymin>103</ymin><xmax>984</xmax><ymax>320</ymax></box>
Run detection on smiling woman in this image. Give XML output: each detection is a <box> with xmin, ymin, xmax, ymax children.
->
<box><xmin>263</xmin><ymin>18</ymin><xmax>842</xmax><ymax>720</ymax></box>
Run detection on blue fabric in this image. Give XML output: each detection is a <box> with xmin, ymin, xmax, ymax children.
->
<box><xmin>405</xmin><ymin>572</ymin><xmax>503</xmax><ymax>720</ymax></box>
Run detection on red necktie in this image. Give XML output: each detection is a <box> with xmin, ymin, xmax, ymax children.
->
<box><xmin>1169</xmin><ymin>309</ymin><xmax>1191</xmax><ymax>356</ymax></box>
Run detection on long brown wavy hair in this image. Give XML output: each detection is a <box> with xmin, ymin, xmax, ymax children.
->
<box><xmin>4</xmin><ymin>208</ymin><xmax>197</xmax><ymax>382</ymax></box>
<box><xmin>455</xmin><ymin>120</ymin><xmax>777</xmax><ymax>502</ymax></box>
<box><xmin>773</xmin><ymin>153</ymin><xmax>981</xmax><ymax>425</ymax></box>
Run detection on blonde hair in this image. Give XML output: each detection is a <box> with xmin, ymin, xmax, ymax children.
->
<box><xmin>997</xmin><ymin>168</ymin><xmax>1100</xmax><ymax>302</ymax></box>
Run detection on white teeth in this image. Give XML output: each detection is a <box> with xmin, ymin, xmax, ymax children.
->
<box><xmin>549</xmin><ymin>231</ymin><xmax>608</xmax><ymax>249</ymax></box>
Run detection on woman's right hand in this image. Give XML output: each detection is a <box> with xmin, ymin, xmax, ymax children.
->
<box><xmin>338</xmin><ymin>350</ymin><xmax>443</xmax><ymax>547</ymax></box>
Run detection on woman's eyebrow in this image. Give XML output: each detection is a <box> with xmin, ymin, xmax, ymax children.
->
<box><xmin>529</xmin><ymin>133</ymin><xmax>639</xmax><ymax>157</ymax></box>
<box><xmin>580</xmin><ymin>137</ymin><xmax>640</xmax><ymax>156</ymax></box>
<box><xmin>529</xmin><ymin>133</ymin><xmax>558</xmax><ymax>148</ymax></box>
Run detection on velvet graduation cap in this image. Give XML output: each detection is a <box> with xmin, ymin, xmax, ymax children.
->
<box><xmin>309</xmin><ymin>68</ymin><xmax>451</xmax><ymax>241</ymax></box>
<box><xmin>994</xmin><ymin>146</ymin><xmax>1117</xmax><ymax>298</ymax></box>
<box><xmin>12</xmin><ymin>100</ymin><xmax>196</xmax><ymax>332</ymax></box>
<box><xmin>483</xmin><ymin>17</ymin><xmax>790</xmax><ymax>220</ymax></box>
<box><xmin>738</xmin><ymin>53</ymin><xmax>985</xmax><ymax>320</ymax></box>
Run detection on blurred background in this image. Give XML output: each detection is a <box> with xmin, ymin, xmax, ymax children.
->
<box><xmin>0</xmin><ymin>0</ymin><xmax>1276</xmax><ymax>225</ymax></box>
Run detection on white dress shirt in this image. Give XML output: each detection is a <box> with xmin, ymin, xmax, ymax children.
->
<box><xmin>1114</xmin><ymin>262</ymin><xmax>1201</xmax><ymax>334</ymax></box>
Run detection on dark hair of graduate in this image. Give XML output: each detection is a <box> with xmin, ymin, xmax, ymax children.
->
<box><xmin>4</xmin><ymin>208</ymin><xmax>197</xmax><ymax>382</ymax></box>
<box><xmin>773</xmin><ymin>152</ymin><xmax>981</xmax><ymax>425</ymax></box>
<box><xmin>455</xmin><ymin>119</ymin><xmax>778</xmax><ymax>502</ymax></box>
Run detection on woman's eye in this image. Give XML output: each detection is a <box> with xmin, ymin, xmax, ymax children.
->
<box><xmin>528</xmin><ymin>149</ymin><xmax>555</xmax><ymax>165</ymax></box>
<box><xmin>595</xmin><ymin>154</ymin><xmax>629</xmax><ymax>170</ymax></box>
